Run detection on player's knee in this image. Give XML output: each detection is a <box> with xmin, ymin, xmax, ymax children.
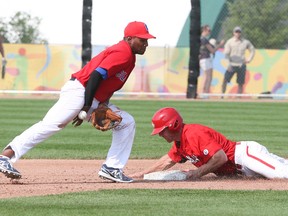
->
<box><xmin>274</xmin><ymin>167</ymin><xmax>288</xmax><ymax>179</ymax></box>
<box><xmin>125</xmin><ymin>113</ymin><xmax>135</xmax><ymax>126</ymax></box>
<box><xmin>58</xmin><ymin>123</ymin><xmax>68</xmax><ymax>128</ymax></box>
<box><xmin>119</xmin><ymin>112</ymin><xmax>135</xmax><ymax>129</ymax></box>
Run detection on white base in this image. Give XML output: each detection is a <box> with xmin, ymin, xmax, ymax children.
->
<box><xmin>144</xmin><ymin>170</ymin><xmax>187</xmax><ymax>181</ymax></box>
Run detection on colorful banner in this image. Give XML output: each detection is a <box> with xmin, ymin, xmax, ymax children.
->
<box><xmin>1</xmin><ymin>44</ymin><xmax>287</xmax><ymax>95</ymax></box>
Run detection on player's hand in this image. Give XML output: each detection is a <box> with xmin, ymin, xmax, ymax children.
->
<box><xmin>184</xmin><ymin>169</ymin><xmax>200</xmax><ymax>180</ymax></box>
<box><xmin>72</xmin><ymin>106</ymin><xmax>90</xmax><ymax>127</ymax></box>
<box><xmin>129</xmin><ymin>172</ymin><xmax>145</xmax><ymax>179</ymax></box>
<box><xmin>72</xmin><ymin>116</ymin><xmax>83</xmax><ymax>127</ymax></box>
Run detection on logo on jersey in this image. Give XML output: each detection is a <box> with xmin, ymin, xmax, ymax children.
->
<box><xmin>116</xmin><ymin>70</ymin><xmax>128</xmax><ymax>82</ymax></box>
<box><xmin>185</xmin><ymin>155</ymin><xmax>200</xmax><ymax>164</ymax></box>
<box><xmin>203</xmin><ymin>149</ymin><xmax>209</xmax><ymax>155</ymax></box>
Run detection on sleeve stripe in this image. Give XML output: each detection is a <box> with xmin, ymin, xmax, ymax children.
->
<box><xmin>95</xmin><ymin>67</ymin><xmax>108</xmax><ymax>80</ymax></box>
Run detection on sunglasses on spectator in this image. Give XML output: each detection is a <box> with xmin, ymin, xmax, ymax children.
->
<box><xmin>235</xmin><ymin>30</ymin><xmax>241</xmax><ymax>33</ymax></box>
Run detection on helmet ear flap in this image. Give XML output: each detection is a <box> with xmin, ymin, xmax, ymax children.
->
<box><xmin>168</xmin><ymin>119</ymin><xmax>180</xmax><ymax>131</ymax></box>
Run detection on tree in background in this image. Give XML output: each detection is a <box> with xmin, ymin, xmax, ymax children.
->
<box><xmin>223</xmin><ymin>0</ymin><xmax>288</xmax><ymax>49</ymax></box>
<box><xmin>0</xmin><ymin>11</ymin><xmax>47</xmax><ymax>44</ymax></box>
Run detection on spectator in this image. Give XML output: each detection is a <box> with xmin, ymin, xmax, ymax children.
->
<box><xmin>199</xmin><ymin>25</ymin><xmax>224</xmax><ymax>96</ymax></box>
<box><xmin>221</xmin><ymin>26</ymin><xmax>255</xmax><ymax>96</ymax></box>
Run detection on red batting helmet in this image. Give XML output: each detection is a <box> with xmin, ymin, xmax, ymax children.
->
<box><xmin>151</xmin><ymin>107</ymin><xmax>183</xmax><ymax>135</ymax></box>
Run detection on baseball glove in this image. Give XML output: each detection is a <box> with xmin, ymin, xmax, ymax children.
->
<box><xmin>90</xmin><ymin>104</ymin><xmax>122</xmax><ymax>131</ymax></box>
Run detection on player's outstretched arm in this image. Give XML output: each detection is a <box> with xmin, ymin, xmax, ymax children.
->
<box><xmin>186</xmin><ymin>149</ymin><xmax>227</xmax><ymax>180</ymax></box>
<box><xmin>130</xmin><ymin>154</ymin><xmax>176</xmax><ymax>179</ymax></box>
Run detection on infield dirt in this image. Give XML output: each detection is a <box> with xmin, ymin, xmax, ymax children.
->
<box><xmin>1</xmin><ymin>159</ymin><xmax>288</xmax><ymax>199</ymax></box>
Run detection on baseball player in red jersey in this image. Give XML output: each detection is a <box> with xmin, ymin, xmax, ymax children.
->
<box><xmin>131</xmin><ymin>107</ymin><xmax>288</xmax><ymax>180</ymax></box>
<box><xmin>0</xmin><ymin>21</ymin><xmax>155</xmax><ymax>183</ymax></box>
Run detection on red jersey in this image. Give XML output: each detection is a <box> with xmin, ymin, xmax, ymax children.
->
<box><xmin>72</xmin><ymin>40</ymin><xmax>136</xmax><ymax>102</ymax></box>
<box><xmin>168</xmin><ymin>124</ymin><xmax>237</xmax><ymax>176</ymax></box>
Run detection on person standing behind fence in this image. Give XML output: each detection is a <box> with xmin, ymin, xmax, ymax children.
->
<box><xmin>221</xmin><ymin>26</ymin><xmax>255</xmax><ymax>97</ymax></box>
<box><xmin>199</xmin><ymin>25</ymin><xmax>225</xmax><ymax>97</ymax></box>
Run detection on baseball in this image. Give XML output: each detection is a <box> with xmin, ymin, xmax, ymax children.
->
<box><xmin>78</xmin><ymin>111</ymin><xmax>87</xmax><ymax>120</ymax></box>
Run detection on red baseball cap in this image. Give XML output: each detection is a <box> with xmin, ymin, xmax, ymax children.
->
<box><xmin>124</xmin><ymin>21</ymin><xmax>156</xmax><ymax>39</ymax></box>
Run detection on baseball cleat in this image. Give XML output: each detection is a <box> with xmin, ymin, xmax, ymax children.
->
<box><xmin>98</xmin><ymin>164</ymin><xmax>133</xmax><ymax>183</ymax></box>
<box><xmin>0</xmin><ymin>156</ymin><xmax>22</xmax><ymax>179</ymax></box>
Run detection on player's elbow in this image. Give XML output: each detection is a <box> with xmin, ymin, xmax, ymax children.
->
<box><xmin>221</xmin><ymin>154</ymin><xmax>228</xmax><ymax>165</ymax></box>
<box><xmin>214</xmin><ymin>150</ymin><xmax>228</xmax><ymax>165</ymax></box>
<box><xmin>161</xmin><ymin>154</ymin><xmax>176</xmax><ymax>170</ymax></box>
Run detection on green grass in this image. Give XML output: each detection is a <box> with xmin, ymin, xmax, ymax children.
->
<box><xmin>1</xmin><ymin>189</ymin><xmax>288</xmax><ymax>216</ymax></box>
<box><xmin>1</xmin><ymin>99</ymin><xmax>288</xmax><ymax>215</ymax></box>
<box><xmin>0</xmin><ymin>99</ymin><xmax>287</xmax><ymax>159</ymax></box>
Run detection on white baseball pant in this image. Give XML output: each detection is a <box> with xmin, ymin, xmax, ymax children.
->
<box><xmin>5</xmin><ymin>79</ymin><xmax>135</xmax><ymax>170</ymax></box>
<box><xmin>235</xmin><ymin>141</ymin><xmax>288</xmax><ymax>178</ymax></box>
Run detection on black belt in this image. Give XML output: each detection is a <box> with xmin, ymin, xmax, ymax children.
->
<box><xmin>70</xmin><ymin>77</ymin><xmax>76</xmax><ymax>81</ymax></box>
